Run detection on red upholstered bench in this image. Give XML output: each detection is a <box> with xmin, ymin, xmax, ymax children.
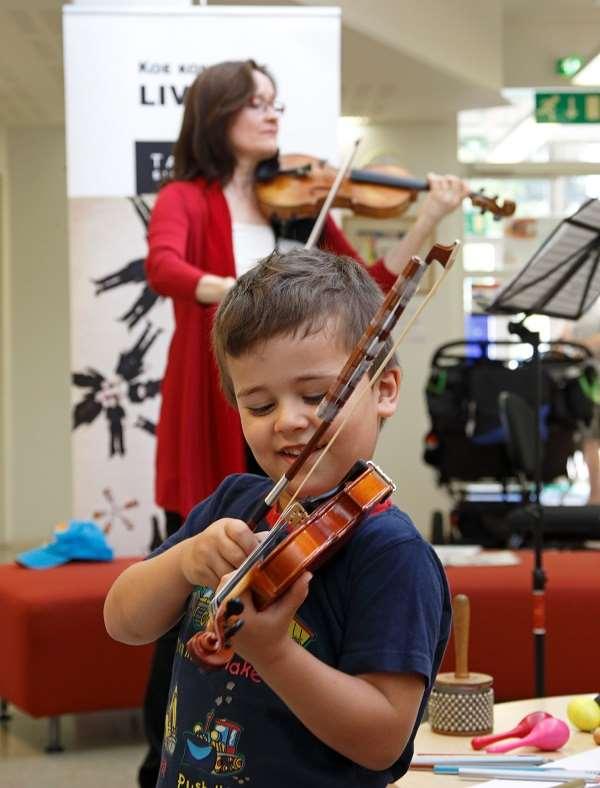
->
<box><xmin>440</xmin><ymin>549</ymin><xmax>600</xmax><ymax>702</ymax></box>
<box><xmin>0</xmin><ymin>557</ymin><xmax>153</xmax><ymax>750</ymax></box>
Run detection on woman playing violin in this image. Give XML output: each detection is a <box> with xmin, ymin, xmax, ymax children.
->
<box><xmin>106</xmin><ymin>247</ymin><xmax>452</xmax><ymax>788</ymax></box>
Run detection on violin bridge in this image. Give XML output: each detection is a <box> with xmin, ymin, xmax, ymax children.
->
<box><xmin>285</xmin><ymin>501</ymin><xmax>310</xmax><ymax>531</ymax></box>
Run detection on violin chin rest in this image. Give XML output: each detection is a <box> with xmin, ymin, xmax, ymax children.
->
<box><xmin>186</xmin><ymin>630</ymin><xmax>233</xmax><ymax>671</ymax></box>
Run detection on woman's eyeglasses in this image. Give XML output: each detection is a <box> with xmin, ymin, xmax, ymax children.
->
<box><xmin>247</xmin><ymin>96</ymin><xmax>285</xmax><ymax>116</ymax></box>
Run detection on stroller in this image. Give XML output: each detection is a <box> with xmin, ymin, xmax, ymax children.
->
<box><xmin>423</xmin><ymin>338</ymin><xmax>600</xmax><ymax>547</ymax></box>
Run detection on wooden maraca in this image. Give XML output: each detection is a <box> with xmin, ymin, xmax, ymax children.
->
<box><xmin>428</xmin><ymin>594</ymin><xmax>494</xmax><ymax>736</ymax></box>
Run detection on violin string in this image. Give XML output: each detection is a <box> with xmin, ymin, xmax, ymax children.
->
<box><xmin>211</xmin><ymin>241</ymin><xmax>459</xmax><ymax>615</ymax></box>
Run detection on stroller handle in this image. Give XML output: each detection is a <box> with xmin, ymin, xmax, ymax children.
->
<box><xmin>430</xmin><ymin>339</ymin><xmax>592</xmax><ymax>367</ymax></box>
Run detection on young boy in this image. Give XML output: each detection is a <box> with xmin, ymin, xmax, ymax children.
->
<box><xmin>104</xmin><ymin>247</ymin><xmax>451</xmax><ymax>788</ymax></box>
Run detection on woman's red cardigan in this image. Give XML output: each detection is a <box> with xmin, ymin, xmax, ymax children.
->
<box><xmin>145</xmin><ymin>178</ymin><xmax>396</xmax><ymax>517</ymax></box>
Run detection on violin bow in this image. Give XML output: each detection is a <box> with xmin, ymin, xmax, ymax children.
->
<box><xmin>275</xmin><ymin>239</ymin><xmax>460</xmax><ymax>516</ymax></box>
<box><xmin>298</xmin><ymin>240</ymin><xmax>460</xmax><ymax>497</ymax></box>
<box><xmin>304</xmin><ymin>138</ymin><xmax>362</xmax><ymax>249</ymax></box>
<box><xmin>208</xmin><ymin>239</ymin><xmax>459</xmax><ymax>620</ymax></box>
<box><xmin>240</xmin><ymin>239</ymin><xmax>459</xmax><ymax>533</ymax></box>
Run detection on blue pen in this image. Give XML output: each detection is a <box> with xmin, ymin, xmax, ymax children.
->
<box><xmin>412</xmin><ymin>755</ymin><xmax>550</xmax><ymax>767</ymax></box>
<box><xmin>434</xmin><ymin>765</ymin><xmax>547</xmax><ymax>774</ymax></box>
<box><xmin>433</xmin><ymin>766</ymin><xmax>600</xmax><ymax>782</ymax></box>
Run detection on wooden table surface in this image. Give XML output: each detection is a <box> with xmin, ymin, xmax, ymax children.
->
<box><xmin>393</xmin><ymin>695</ymin><xmax>598</xmax><ymax>787</ymax></box>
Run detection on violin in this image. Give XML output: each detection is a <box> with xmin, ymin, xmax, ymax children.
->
<box><xmin>255</xmin><ymin>153</ymin><xmax>516</xmax><ymax>222</ymax></box>
<box><xmin>185</xmin><ymin>240</ymin><xmax>461</xmax><ymax>670</ymax></box>
<box><xmin>187</xmin><ymin>460</ymin><xmax>395</xmax><ymax>669</ymax></box>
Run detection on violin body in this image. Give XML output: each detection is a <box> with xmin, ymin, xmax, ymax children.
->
<box><xmin>255</xmin><ymin>153</ymin><xmax>516</xmax><ymax>222</ymax></box>
<box><xmin>256</xmin><ymin>154</ymin><xmax>417</xmax><ymax>221</ymax></box>
<box><xmin>186</xmin><ymin>461</ymin><xmax>395</xmax><ymax>669</ymax></box>
<box><xmin>250</xmin><ymin>460</ymin><xmax>395</xmax><ymax>609</ymax></box>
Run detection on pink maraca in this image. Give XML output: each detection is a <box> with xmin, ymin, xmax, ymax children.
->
<box><xmin>486</xmin><ymin>718</ymin><xmax>570</xmax><ymax>753</ymax></box>
<box><xmin>472</xmin><ymin>711</ymin><xmax>553</xmax><ymax>750</ymax></box>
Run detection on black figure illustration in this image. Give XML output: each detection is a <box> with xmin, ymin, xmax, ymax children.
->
<box><xmin>106</xmin><ymin>395</ymin><xmax>126</xmax><ymax>456</ymax></box>
<box><xmin>93</xmin><ymin>258</ymin><xmax>146</xmax><ymax>294</ymax></box>
<box><xmin>129</xmin><ymin>379</ymin><xmax>161</xmax><ymax>403</ymax></box>
<box><xmin>71</xmin><ymin>321</ymin><xmax>162</xmax><ymax>458</ymax></box>
<box><xmin>121</xmin><ymin>287</ymin><xmax>161</xmax><ymax>330</ymax></box>
<box><xmin>116</xmin><ymin>322</ymin><xmax>163</xmax><ymax>381</ymax></box>
<box><xmin>72</xmin><ymin>368</ymin><xmax>105</xmax><ymax>428</ymax></box>
<box><xmin>91</xmin><ymin>196</ymin><xmax>162</xmax><ymax>329</ymax></box>
<box><xmin>135</xmin><ymin>416</ymin><xmax>157</xmax><ymax>436</ymax></box>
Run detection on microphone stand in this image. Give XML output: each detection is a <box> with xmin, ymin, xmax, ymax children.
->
<box><xmin>507</xmin><ymin>316</ymin><xmax>546</xmax><ymax>698</ymax></box>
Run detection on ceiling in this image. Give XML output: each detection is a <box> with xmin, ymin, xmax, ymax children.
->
<box><xmin>0</xmin><ymin>0</ymin><xmax>597</xmax><ymax>128</ymax></box>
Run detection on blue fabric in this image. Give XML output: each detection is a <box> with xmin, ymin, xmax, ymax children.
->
<box><xmin>16</xmin><ymin>521</ymin><xmax>113</xmax><ymax>569</ymax></box>
<box><xmin>151</xmin><ymin>474</ymin><xmax>451</xmax><ymax>788</ymax></box>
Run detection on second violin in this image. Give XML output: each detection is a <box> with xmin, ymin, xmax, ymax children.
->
<box><xmin>255</xmin><ymin>153</ymin><xmax>516</xmax><ymax>223</ymax></box>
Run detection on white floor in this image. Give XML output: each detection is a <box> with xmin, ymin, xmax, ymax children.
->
<box><xmin>0</xmin><ymin>705</ymin><xmax>146</xmax><ymax>788</ymax></box>
<box><xmin>0</xmin><ymin>542</ymin><xmax>147</xmax><ymax>788</ymax></box>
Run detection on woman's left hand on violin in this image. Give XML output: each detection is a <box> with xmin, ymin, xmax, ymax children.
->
<box><xmin>219</xmin><ymin>570</ymin><xmax>312</xmax><ymax>671</ymax></box>
<box><xmin>419</xmin><ymin>173</ymin><xmax>471</xmax><ymax>224</ymax></box>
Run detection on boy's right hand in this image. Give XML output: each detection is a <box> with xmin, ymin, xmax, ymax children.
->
<box><xmin>180</xmin><ymin>518</ymin><xmax>260</xmax><ymax>589</ymax></box>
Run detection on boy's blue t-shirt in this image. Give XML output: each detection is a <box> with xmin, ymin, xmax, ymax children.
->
<box><xmin>152</xmin><ymin>473</ymin><xmax>451</xmax><ymax>788</ymax></box>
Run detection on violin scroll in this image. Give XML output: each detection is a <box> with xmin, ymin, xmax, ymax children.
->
<box><xmin>187</xmin><ymin>597</ymin><xmax>245</xmax><ymax>670</ymax></box>
<box><xmin>470</xmin><ymin>189</ymin><xmax>516</xmax><ymax>221</ymax></box>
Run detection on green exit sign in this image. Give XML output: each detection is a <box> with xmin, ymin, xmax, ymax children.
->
<box><xmin>535</xmin><ymin>92</ymin><xmax>600</xmax><ymax>123</ymax></box>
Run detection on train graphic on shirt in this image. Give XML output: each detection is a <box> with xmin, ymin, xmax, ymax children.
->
<box><xmin>182</xmin><ymin>714</ymin><xmax>245</xmax><ymax>777</ymax></box>
<box><xmin>165</xmin><ymin>686</ymin><xmax>245</xmax><ymax>777</ymax></box>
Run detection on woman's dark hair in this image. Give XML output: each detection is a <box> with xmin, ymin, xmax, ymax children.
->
<box><xmin>172</xmin><ymin>59</ymin><xmax>275</xmax><ymax>184</ymax></box>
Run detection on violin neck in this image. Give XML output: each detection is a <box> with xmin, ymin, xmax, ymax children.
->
<box><xmin>210</xmin><ymin>521</ymin><xmax>286</xmax><ymax>614</ymax></box>
<box><xmin>349</xmin><ymin>169</ymin><xmax>429</xmax><ymax>192</ymax></box>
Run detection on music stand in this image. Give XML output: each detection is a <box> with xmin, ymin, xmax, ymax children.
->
<box><xmin>487</xmin><ymin>198</ymin><xmax>600</xmax><ymax>698</ymax></box>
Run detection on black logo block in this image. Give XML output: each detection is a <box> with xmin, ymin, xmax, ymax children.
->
<box><xmin>135</xmin><ymin>141</ymin><xmax>174</xmax><ymax>194</ymax></box>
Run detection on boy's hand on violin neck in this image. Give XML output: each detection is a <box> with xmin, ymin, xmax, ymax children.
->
<box><xmin>420</xmin><ymin>173</ymin><xmax>470</xmax><ymax>224</ymax></box>
<box><xmin>180</xmin><ymin>518</ymin><xmax>260</xmax><ymax>589</ymax></box>
<box><xmin>229</xmin><ymin>571</ymin><xmax>312</xmax><ymax>672</ymax></box>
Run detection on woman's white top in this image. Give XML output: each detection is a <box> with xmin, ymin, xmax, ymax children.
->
<box><xmin>232</xmin><ymin>222</ymin><xmax>301</xmax><ymax>278</ymax></box>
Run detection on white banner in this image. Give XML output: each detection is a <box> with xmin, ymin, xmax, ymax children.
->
<box><xmin>63</xmin><ymin>6</ymin><xmax>341</xmax><ymax>555</ymax></box>
<box><xmin>63</xmin><ymin>5</ymin><xmax>340</xmax><ymax>197</ymax></box>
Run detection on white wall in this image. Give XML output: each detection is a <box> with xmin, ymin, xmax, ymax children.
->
<box><xmin>352</xmin><ymin>121</ymin><xmax>464</xmax><ymax>536</ymax></box>
<box><xmin>1</xmin><ymin>127</ymin><xmax>71</xmax><ymax>548</ymax></box>
<box><xmin>0</xmin><ymin>126</ymin><xmax>7</xmax><ymax>544</ymax></box>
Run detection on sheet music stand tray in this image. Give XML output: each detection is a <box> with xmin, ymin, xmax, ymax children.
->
<box><xmin>487</xmin><ymin>197</ymin><xmax>600</xmax><ymax>698</ymax></box>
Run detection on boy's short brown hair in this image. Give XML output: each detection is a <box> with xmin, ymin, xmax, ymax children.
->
<box><xmin>213</xmin><ymin>248</ymin><xmax>398</xmax><ymax>405</ymax></box>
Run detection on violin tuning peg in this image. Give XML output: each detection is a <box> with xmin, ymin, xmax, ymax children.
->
<box><xmin>224</xmin><ymin>619</ymin><xmax>244</xmax><ymax>645</ymax></box>
<box><xmin>225</xmin><ymin>598</ymin><xmax>244</xmax><ymax>618</ymax></box>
